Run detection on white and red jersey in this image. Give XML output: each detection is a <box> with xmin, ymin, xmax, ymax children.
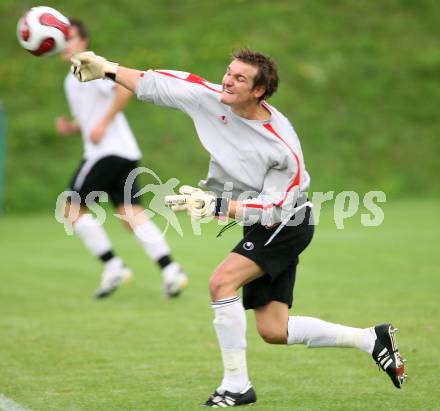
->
<box><xmin>136</xmin><ymin>70</ymin><xmax>310</xmax><ymax>225</ymax></box>
<box><xmin>65</xmin><ymin>73</ymin><xmax>141</xmax><ymax>162</ymax></box>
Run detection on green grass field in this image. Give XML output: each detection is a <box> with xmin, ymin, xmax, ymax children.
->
<box><xmin>0</xmin><ymin>200</ymin><xmax>439</xmax><ymax>411</ymax></box>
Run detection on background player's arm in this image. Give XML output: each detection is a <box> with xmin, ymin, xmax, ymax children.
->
<box><xmin>89</xmin><ymin>84</ymin><xmax>133</xmax><ymax>144</ymax></box>
<box><xmin>55</xmin><ymin>116</ymin><xmax>81</xmax><ymax>136</ymax></box>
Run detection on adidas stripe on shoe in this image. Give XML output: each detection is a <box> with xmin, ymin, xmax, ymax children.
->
<box><xmin>204</xmin><ymin>382</ymin><xmax>257</xmax><ymax>407</ymax></box>
<box><xmin>372</xmin><ymin>323</ymin><xmax>407</xmax><ymax>388</ymax></box>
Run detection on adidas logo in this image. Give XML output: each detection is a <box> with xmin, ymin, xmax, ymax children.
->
<box><xmin>377</xmin><ymin>347</ymin><xmax>393</xmax><ymax>370</ymax></box>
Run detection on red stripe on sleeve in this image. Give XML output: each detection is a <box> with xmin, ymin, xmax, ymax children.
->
<box><xmin>153</xmin><ymin>70</ymin><xmax>221</xmax><ymax>93</ymax></box>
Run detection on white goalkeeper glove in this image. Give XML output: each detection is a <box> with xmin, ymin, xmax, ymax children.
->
<box><xmin>70</xmin><ymin>51</ymin><xmax>119</xmax><ymax>82</ymax></box>
<box><xmin>165</xmin><ymin>186</ymin><xmax>218</xmax><ymax>220</ymax></box>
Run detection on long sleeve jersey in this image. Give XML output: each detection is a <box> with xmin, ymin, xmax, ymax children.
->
<box><xmin>136</xmin><ymin>70</ymin><xmax>310</xmax><ymax>226</ymax></box>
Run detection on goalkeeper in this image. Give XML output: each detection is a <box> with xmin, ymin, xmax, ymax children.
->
<box><xmin>71</xmin><ymin>49</ymin><xmax>406</xmax><ymax>406</ymax></box>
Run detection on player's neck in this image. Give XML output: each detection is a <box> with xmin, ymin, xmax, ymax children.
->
<box><xmin>231</xmin><ymin>102</ymin><xmax>271</xmax><ymax>121</ymax></box>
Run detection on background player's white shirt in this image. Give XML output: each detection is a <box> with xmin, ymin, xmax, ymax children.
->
<box><xmin>136</xmin><ymin>70</ymin><xmax>311</xmax><ymax>225</ymax></box>
<box><xmin>64</xmin><ymin>73</ymin><xmax>141</xmax><ymax>161</ymax></box>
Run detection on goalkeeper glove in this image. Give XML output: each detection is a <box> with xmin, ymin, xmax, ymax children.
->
<box><xmin>70</xmin><ymin>51</ymin><xmax>119</xmax><ymax>82</ymax></box>
<box><xmin>165</xmin><ymin>186</ymin><xmax>229</xmax><ymax>220</ymax></box>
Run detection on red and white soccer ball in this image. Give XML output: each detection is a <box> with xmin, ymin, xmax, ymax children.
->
<box><xmin>17</xmin><ymin>6</ymin><xmax>70</xmax><ymax>57</ymax></box>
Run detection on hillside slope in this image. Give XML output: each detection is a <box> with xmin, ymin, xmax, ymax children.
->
<box><xmin>1</xmin><ymin>0</ymin><xmax>439</xmax><ymax>212</ymax></box>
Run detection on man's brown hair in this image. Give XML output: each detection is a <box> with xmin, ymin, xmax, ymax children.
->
<box><xmin>233</xmin><ymin>48</ymin><xmax>279</xmax><ymax>101</ymax></box>
<box><xmin>68</xmin><ymin>17</ymin><xmax>89</xmax><ymax>41</ymax></box>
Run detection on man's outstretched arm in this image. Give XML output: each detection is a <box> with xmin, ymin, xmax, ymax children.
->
<box><xmin>114</xmin><ymin>66</ymin><xmax>143</xmax><ymax>93</ymax></box>
<box><xmin>72</xmin><ymin>51</ymin><xmax>204</xmax><ymax>114</ymax></box>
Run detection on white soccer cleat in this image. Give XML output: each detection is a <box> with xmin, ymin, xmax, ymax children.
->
<box><xmin>163</xmin><ymin>269</ymin><xmax>189</xmax><ymax>298</ymax></box>
<box><xmin>94</xmin><ymin>266</ymin><xmax>133</xmax><ymax>299</ymax></box>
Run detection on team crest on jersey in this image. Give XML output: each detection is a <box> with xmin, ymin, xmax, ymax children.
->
<box><xmin>220</xmin><ymin>115</ymin><xmax>228</xmax><ymax>124</ymax></box>
<box><xmin>243</xmin><ymin>242</ymin><xmax>254</xmax><ymax>251</ymax></box>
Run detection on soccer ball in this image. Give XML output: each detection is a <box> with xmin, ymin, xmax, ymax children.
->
<box><xmin>17</xmin><ymin>6</ymin><xmax>70</xmax><ymax>57</ymax></box>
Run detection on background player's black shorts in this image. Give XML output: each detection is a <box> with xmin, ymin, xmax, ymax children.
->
<box><xmin>68</xmin><ymin>155</ymin><xmax>142</xmax><ymax>207</ymax></box>
<box><xmin>232</xmin><ymin>206</ymin><xmax>314</xmax><ymax>310</ymax></box>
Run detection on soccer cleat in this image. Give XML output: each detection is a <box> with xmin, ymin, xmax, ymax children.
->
<box><xmin>372</xmin><ymin>323</ymin><xmax>407</xmax><ymax>388</ymax></box>
<box><xmin>163</xmin><ymin>270</ymin><xmax>189</xmax><ymax>298</ymax></box>
<box><xmin>203</xmin><ymin>382</ymin><xmax>257</xmax><ymax>407</ymax></box>
<box><xmin>94</xmin><ymin>266</ymin><xmax>133</xmax><ymax>299</ymax></box>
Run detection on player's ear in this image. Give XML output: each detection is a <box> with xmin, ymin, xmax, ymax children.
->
<box><xmin>253</xmin><ymin>85</ymin><xmax>265</xmax><ymax>100</ymax></box>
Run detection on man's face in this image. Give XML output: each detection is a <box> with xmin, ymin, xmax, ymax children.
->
<box><xmin>221</xmin><ymin>59</ymin><xmax>265</xmax><ymax>107</ymax></box>
<box><xmin>61</xmin><ymin>26</ymin><xmax>87</xmax><ymax>62</ymax></box>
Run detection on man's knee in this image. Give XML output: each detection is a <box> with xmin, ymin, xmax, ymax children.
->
<box><xmin>209</xmin><ymin>253</ymin><xmax>262</xmax><ymax>301</ymax></box>
<box><xmin>257</xmin><ymin>324</ymin><xmax>287</xmax><ymax>344</ymax></box>
<box><xmin>209</xmin><ymin>271</ymin><xmax>227</xmax><ymax>298</ymax></box>
<box><xmin>209</xmin><ymin>268</ymin><xmax>236</xmax><ymax>300</ymax></box>
<box><xmin>116</xmin><ymin>204</ymin><xmax>145</xmax><ymax>231</ymax></box>
<box><xmin>255</xmin><ymin>304</ymin><xmax>289</xmax><ymax>345</ymax></box>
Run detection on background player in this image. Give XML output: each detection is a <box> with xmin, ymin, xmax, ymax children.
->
<box><xmin>56</xmin><ymin>19</ymin><xmax>188</xmax><ymax>298</ymax></box>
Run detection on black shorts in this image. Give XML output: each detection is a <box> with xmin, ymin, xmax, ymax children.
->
<box><xmin>232</xmin><ymin>206</ymin><xmax>314</xmax><ymax>310</ymax></box>
<box><xmin>68</xmin><ymin>155</ymin><xmax>142</xmax><ymax>207</ymax></box>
